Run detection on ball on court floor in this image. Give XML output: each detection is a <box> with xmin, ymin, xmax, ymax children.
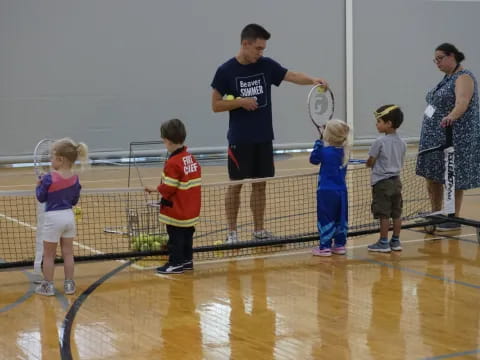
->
<box><xmin>225</xmin><ymin>94</ymin><xmax>234</xmax><ymax>100</ymax></box>
<box><xmin>213</xmin><ymin>240</ymin><xmax>224</xmax><ymax>258</ymax></box>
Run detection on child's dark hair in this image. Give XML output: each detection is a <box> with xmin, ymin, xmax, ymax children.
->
<box><xmin>436</xmin><ymin>43</ymin><xmax>465</xmax><ymax>63</ymax></box>
<box><xmin>374</xmin><ymin>105</ymin><xmax>403</xmax><ymax>129</ymax></box>
<box><xmin>160</xmin><ymin>118</ymin><xmax>186</xmax><ymax>144</ymax></box>
<box><xmin>241</xmin><ymin>24</ymin><xmax>271</xmax><ymax>42</ymax></box>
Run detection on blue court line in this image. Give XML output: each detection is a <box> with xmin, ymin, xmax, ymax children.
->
<box><xmin>364</xmin><ymin>258</ymin><xmax>480</xmax><ymax>290</ymax></box>
<box><xmin>421</xmin><ymin>348</ymin><xmax>480</xmax><ymax>359</ymax></box>
<box><xmin>59</xmin><ymin>259</ymin><xmax>134</xmax><ymax>360</ymax></box>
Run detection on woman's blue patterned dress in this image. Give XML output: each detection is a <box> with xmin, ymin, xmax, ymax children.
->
<box><xmin>416</xmin><ymin>69</ymin><xmax>480</xmax><ymax>189</ymax></box>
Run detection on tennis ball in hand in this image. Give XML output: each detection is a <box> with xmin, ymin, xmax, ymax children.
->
<box><xmin>316</xmin><ymin>86</ymin><xmax>326</xmax><ymax>93</ymax></box>
<box><xmin>225</xmin><ymin>94</ymin><xmax>235</xmax><ymax>100</ymax></box>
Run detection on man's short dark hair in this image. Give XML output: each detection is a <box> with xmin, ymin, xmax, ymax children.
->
<box><xmin>241</xmin><ymin>24</ymin><xmax>271</xmax><ymax>42</ymax></box>
<box><xmin>160</xmin><ymin>118</ymin><xmax>186</xmax><ymax>144</ymax></box>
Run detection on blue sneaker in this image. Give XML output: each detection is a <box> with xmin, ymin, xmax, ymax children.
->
<box><xmin>368</xmin><ymin>240</ymin><xmax>391</xmax><ymax>253</ymax></box>
<box><xmin>389</xmin><ymin>239</ymin><xmax>402</xmax><ymax>251</ymax></box>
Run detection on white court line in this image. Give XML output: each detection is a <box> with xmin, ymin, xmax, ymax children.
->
<box><xmin>0</xmin><ymin>211</ymin><xmax>145</xmax><ymax>270</ymax></box>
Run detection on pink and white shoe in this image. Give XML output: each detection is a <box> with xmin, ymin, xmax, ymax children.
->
<box><xmin>312</xmin><ymin>247</ymin><xmax>332</xmax><ymax>257</ymax></box>
<box><xmin>332</xmin><ymin>246</ymin><xmax>346</xmax><ymax>255</ymax></box>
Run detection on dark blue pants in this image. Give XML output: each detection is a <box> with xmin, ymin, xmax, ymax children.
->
<box><xmin>317</xmin><ymin>190</ymin><xmax>348</xmax><ymax>249</ymax></box>
<box><xmin>166</xmin><ymin>225</ymin><xmax>195</xmax><ymax>266</ymax></box>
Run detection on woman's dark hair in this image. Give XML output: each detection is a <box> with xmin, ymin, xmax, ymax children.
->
<box><xmin>436</xmin><ymin>43</ymin><xmax>465</xmax><ymax>63</ymax></box>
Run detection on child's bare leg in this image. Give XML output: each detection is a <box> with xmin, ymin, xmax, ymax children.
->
<box><xmin>61</xmin><ymin>237</ymin><xmax>74</xmax><ymax>280</ymax></box>
<box><xmin>42</xmin><ymin>241</ymin><xmax>57</xmax><ymax>281</ymax></box>
<box><xmin>392</xmin><ymin>218</ymin><xmax>401</xmax><ymax>238</ymax></box>
<box><xmin>379</xmin><ymin>218</ymin><xmax>390</xmax><ymax>239</ymax></box>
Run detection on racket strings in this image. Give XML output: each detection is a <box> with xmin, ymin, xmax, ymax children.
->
<box><xmin>34</xmin><ymin>139</ymin><xmax>54</xmax><ymax>177</ymax></box>
<box><xmin>307</xmin><ymin>85</ymin><xmax>335</xmax><ymax>134</ymax></box>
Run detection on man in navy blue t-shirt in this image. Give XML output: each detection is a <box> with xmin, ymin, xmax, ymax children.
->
<box><xmin>211</xmin><ymin>23</ymin><xmax>329</xmax><ymax>243</ymax></box>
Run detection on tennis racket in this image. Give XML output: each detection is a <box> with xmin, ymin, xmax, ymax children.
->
<box><xmin>33</xmin><ymin>138</ymin><xmax>53</xmax><ymax>276</ymax></box>
<box><xmin>33</xmin><ymin>138</ymin><xmax>54</xmax><ymax>178</ymax></box>
<box><xmin>418</xmin><ymin>126</ymin><xmax>455</xmax><ymax>215</ymax></box>
<box><xmin>307</xmin><ymin>84</ymin><xmax>335</xmax><ymax>136</ymax></box>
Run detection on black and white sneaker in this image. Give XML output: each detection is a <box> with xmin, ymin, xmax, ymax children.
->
<box><xmin>156</xmin><ymin>263</ymin><xmax>184</xmax><ymax>274</ymax></box>
<box><xmin>183</xmin><ymin>260</ymin><xmax>193</xmax><ymax>271</ymax></box>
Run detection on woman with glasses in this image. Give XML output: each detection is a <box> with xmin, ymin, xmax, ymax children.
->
<box><xmin>416</xmin><ymin>43</ymin><xmax>480</xmax><ymax>230</ymax></box>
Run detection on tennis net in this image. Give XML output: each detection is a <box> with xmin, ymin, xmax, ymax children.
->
<box><xmin>0</xmin><ymin>155</ymin><xmax>434</xmax><ymax>269</ymax></box>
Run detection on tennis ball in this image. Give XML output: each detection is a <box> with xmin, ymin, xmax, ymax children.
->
<box><xmin>131</xmin><ymin>236</ymin><xmax>142</xmax><ymax>251</ymax></box>
<box><xmin>73</xmin><ymin>207</ymin><xmax>82</xmax><ymax>215</ymax></box>
<box><xmin>151</xmin><ymin>241</ymin><xmax>162</xmax><ymax>251</ymax></box>
<box><xmin>159</xmin><ymin>234</ymin><xmax>169</xmax><ymax>245</ymax></box>
<box><xmin>213</xmin><ymin>240</ymin><xmax>224</xmax><ymax>258</ymax></box>
<box><xmin>316</xmin><ymin>86</ymin><xmax>326</xmax><ymax>93</ymax></box>
<box><xmin>225</xmin><ymin>94</ymin><xmax>234</xmax><ymax>100</ymax></box>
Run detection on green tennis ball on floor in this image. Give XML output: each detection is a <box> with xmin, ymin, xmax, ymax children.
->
<box><xmin>132</xmin><ymin>237</ymin><xmax>142</xmax><ymax>251</ymax></box>
<box><xmin>151</xmin><ymin>241</ymin><xmax>162</xmax><ymax>251</ymax></box>
<box><xmin>159</xmin><ymin>234</ymin><xmax>168</xmax><ymax>245</ymax></box>
<box><xmin>132</xmin><ymin>233</ymin><xmax>149</xmax><ymax>250</ymax></box>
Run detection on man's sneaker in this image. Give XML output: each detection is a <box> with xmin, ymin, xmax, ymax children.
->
<box><xmin>156</xmin><ymin>263</ymin><xmax>184</xmax><ymax>274</ymax></box>
<box><xmin>312</xmin><ymin>247</ymin><xmax>332</xmax><ymax>257</ymax></box>
<box><xmin>225</xmin><ymin>231</ymin><xmax>238</xmax><ymax>244</ymax></box>
<box><xmin>35</xmin><ymin>281</ymin><xmax>55</xmax><ymax>296</ymax></box>
<box><xmin>332</xmin><ymin>246</ymin><xmax>346</xmax><ymax>255</ymax></box>
<box><xmin>64</xmin><ymin>280</ymin><xmax>76</xmax><ymax>295</ymax></box>
<box><xmin>437</xmin><ymin>222</ymin><xmax>461</xmax><ymax>232</ymax></box>
<box><xmin>183</xmin><ymin>260</ymin><xmax>193</xmax><ymax>271</ymax></box>
<box><xmin>253</xmin><ymin>229</ymin><xmax>273</xmax><ymax>240</ymax></box>
<box><xmin>368</xmin><ymin>240</ymin><xmax>391</xmax><ymax>253</ymax></box>
<box><xmin>389</xmin><ymin>239</ymin><xmax>402</xmax><ymax>251</ymax></box>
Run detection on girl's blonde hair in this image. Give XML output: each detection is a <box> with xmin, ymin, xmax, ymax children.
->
<box><xmin>52</xmin><ymin>137</ymin><xmax>89</xmax><ymax>170</ymax></box>
<box><xmin>323</xmin><ymin>119</ymin><xmax>350</xmax><ymax>166</ymax></box>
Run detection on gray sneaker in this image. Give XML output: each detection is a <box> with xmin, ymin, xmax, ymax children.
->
<box><xmin>225</xmin><ymin>231</ymin><xmax>238</xmax><ymax>244</ymax></box>
<box><xmin>437</xmin><ymin>222</ymin><xmax>461</xmax><ymax>232</ymax></box>
<box><xmin>35</xmin><ymin>281</ymin><xmax>55</xmax><ymax>296</ymax></box>
<box><xmin>389</xmin><ymin>239</ymin><xmax>402</xmax><ymax>251</ymax></box>
<box><xmin>64</xmin><ymin>280</ymin><xmax>76</xmax><ymax>295</ymax></box>
<box><xmin>252</xmin><ymin>229</ymin><xmax>274</xmax><ymax>240</ymax></box>
<box><xmin>368</xmin><ymin>240</ymin><xmax>391</xmax><ymax>253</ymax></box>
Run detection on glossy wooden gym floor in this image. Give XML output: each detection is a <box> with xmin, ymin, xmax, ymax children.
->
<box><xmin>1</xmin><ymin>152</ymin><xmax>479</xmax><ymax>360</ymax></box>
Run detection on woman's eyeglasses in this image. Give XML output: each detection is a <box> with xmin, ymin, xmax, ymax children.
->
<box><xmin>433</xmin><ymin>55</ymin><xmax>447</xmax><ymax>63</ymax></box>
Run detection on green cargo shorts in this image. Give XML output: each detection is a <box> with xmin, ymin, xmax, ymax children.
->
<box><xmin>371</xmin><ymin>177</ymin><xmax>403</xmax><ymax>219</ymax></box>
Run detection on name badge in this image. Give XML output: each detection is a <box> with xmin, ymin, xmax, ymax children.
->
<box><xmin>424</xmin><ymin>104</ymin><xmax>435</xmax><ymax>118</ymax></box>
